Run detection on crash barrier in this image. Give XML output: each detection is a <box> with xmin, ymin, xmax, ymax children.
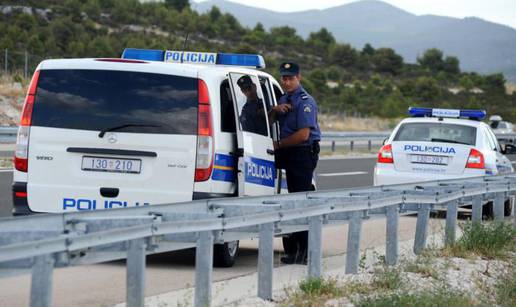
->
<box><xmin>0</xmin><ymin>126</ymin><xmax>17</xmax><ymax>143</ymax></box>
<box><xmin>323</xmin><ymin>131</ymin><xmax>516</xmax><ymax>153</ymax></box>
<box><xmin>0</xmin><ymin>175</ymin><xmax>515</xmax><ymax>307</ymax></box>
<box><xmin>0</xmin><ymin>128</ymin><xmax>514</xmax><ymax>149</ymax></box>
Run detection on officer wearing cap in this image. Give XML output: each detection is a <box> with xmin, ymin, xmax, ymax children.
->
<box><xmin>237</xmin><ymin>75</ymin><xmax>268</xmax><ymax>136</ymax></box>
<box><xmin>270</xmin><ymin>62</ymin><xmax>321</xmax><ymax>264</ymax></box>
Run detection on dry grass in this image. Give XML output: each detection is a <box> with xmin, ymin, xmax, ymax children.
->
<box><xmin>319</xmin><ymin>114</ymin><xmax>399</xmax><ymax>131</ymax></box>
<box><xmin>0</xmin><ymin>75</ymin><xmax>27</xmax><ymax>99</ymax></box>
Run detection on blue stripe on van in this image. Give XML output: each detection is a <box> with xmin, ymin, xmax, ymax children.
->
<box><xmin>212</xmin><ymin>153</ymin><xmax>237</xmax><ymax>182</ymax></box>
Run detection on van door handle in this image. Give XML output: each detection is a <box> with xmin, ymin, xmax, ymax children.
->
<box><xmin>100</xmin><ymin>187</ymin><xmax>119</xmax><ymax>198</ymax></box>
<box><xmin>266</xmin><ymin>149</ymin><xmax>275</xmax><ymax>155</ymax></box>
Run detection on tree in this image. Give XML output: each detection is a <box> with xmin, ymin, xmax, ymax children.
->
<box><xmin>417</xmin><ymin>48</ymin><xmax>444</xmax><ymax>72</ymax></box>
<box><xmin>372</xmin><ymin>48</ymin><xmax>403</xmax><ymax>75</ymax></box>
<box><xmin>329</xmin><ymin>44</ymin><xmax>357</xmax><ymax>68</ymax></box>
<box><xmin>209</xmin><ymin>6</ymin><xmax>222</xmax><ymax>21</ymax></box>
<box><xmin>307</xmin><ymin>28</ymin><xmax>335</xmax><ymax>54</ymax></box>
<box><xmin>414</xmin><ymin>76</ymin><xmax>441</xmax><ymax>101</ymax></box>
<box><xmin>361</xmin><ymin>43</ymin><xmax>375</xmax><ymax>56</ymax></box>
<box><xmin>165</xmin><ymin>0</ymin><xmax>189</xmax><ymax>11</ymax></box>
<box><xmin>443</xmin><ymin>56</ymin><xmax>460</xmax><ymax>75</ymax></box>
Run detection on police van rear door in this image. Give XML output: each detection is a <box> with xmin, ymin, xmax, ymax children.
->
<box><xmin>26</xmin><ymin>62</ymin><xmax>198</xmax><ymax>212</ymax></box>
<box><xmin>228</xmin><ymin>72</ymin><xmax>276</xmax><ymax>196</ymax></box>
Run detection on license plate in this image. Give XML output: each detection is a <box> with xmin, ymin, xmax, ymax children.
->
<box><xmin>411</xmin><ymin>155</ymin><xmax>449</xmax><ymax>165</ymax></box>
<box><xmin>82</xmin><ymin>156</ymin><xmax>141</xmax><ymax>174</ymax></box>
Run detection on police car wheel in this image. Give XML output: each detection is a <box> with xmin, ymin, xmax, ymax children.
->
<box><xmin>504</xmin><ymin>199</ymin><xmax>513</xmax><ymax>217</ymax></box>
<box><xmin>214</xmin><ymin>240</ymin><xmax>239</xmax><ymax>268</ymax></box>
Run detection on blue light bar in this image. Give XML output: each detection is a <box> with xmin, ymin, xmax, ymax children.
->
<box><xmin>121</xmin><ymin>48</ymin><xmax>266</xmax><ymax>68</ymax></box>
<box><xmin>216</xmin><ymin>53</ymin><xmax>266</xmax><ymax>68</ymax></box>
<box><xmin>408</xmin><ymin>107</ymin><xmax>486</xmax><ymax>120</ymax></box>
<box><xmin>122</xmin><ymin>48</ymin><xmax>164</xmax><ymax>61</ymax></box>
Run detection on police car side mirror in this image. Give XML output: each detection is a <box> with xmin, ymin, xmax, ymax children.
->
<box><xmin>503</xmin><ymin>144</ymin><xmax>516</xmax><ymax>155</ymax></box>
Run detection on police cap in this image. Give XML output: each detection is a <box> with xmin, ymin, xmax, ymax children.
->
<box><xmin>237</xmin><ymin>75</ymin><xmax>253</xmax><ymax>89</ymax></box>
<box><xmin>279</xmin><ymin>62</ymin><xmax>300</xmax><ymax>76</ymax></box>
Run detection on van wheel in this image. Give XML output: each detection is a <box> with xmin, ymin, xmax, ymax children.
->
<box><xmin>282</xmin><ymin>235</ymin><xmax>297</xmax><ymax>255</ymax></box>
<box><xmin>505</xmin><ymin>199</ymin><xmax>513</xmax><ymax>217</ymax></box>
<box><xmin>482</xmin><ymin>201</ymin><xmax>493</xmax><ymax>219</ymax></box>
<box><xmin>214</xmin><ymin>241</ymin><xmax>239</xmax><ymax>267</ymax></box>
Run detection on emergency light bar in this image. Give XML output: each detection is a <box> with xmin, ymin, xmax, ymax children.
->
<box><xmin>121</xmin><ymin>48</ymin><xmax>266</xmax><ymax>68</ymax></box>
<box><xmin>408</xmin><ymin>107</ymin><xmax>486</xmax><ymax>120</ymax></box>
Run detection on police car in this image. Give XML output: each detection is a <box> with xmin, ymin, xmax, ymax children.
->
<box><xmin>374</xmin><ymin>107</ymin><xmax>516</xmax><ymax>185</ymax></box>
<box><xmin>12</xmin><ymin>49</ymin><xmax>291</xmax><ymax>266</ymax></box>
<box><xmin>374</xmin><ymin>107</ymin><xmax>515</xmax><ymax>216</ymax></box>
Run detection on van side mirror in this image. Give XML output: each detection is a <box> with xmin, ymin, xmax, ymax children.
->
<box><xmin>503</xmin><ymin>144</ymin><xmax>516</xmax><ymax>155</ymax></box>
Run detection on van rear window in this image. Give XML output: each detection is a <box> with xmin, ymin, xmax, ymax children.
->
<box><xmin>32</xmin><ymin>69</ymin><xmax>198</xmax><ymax>135</ymax></box>
<box><xmin>394</xmin><ymin>123</ymin><xmax>477</xmax><ymax>146</ymax></box>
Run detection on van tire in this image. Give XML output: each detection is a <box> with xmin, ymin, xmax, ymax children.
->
<box><xmin>505</xmin><ymin>199</ymin><xmax>513</xmax><ymax>217</ymax></box>
<box><xmin>282</xmin><ymin>235</ymin><xmax>297</xmax><ymax>255</ymax></box>
<box><xmin>213</xmin><ymin>241</ymin><xmax>239</xmax><ymax>267</ymax></box>
<box><xmin>482</xmin><ymin>201</ymin><xmax>493</xmax><ymax>219</ymax></box>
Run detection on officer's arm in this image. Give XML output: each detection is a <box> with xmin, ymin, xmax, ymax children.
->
<box><xmin>275</xmin><ymin>127</ymin><xmax>310</xmax><ymax>149</ymax></box>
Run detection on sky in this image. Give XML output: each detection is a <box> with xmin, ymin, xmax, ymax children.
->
<box><xmin>193</xmin><ymin>0</ymin><xmax>516</xmax><ymax>29</ymax></box>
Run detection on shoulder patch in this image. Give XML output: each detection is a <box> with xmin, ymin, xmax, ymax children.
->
<box><xmin>303</xmin><ymin>105</ymin><xmax>312</xmax><ymax>113</ymax></box>
<box><xmin>301</xmin><ymin>94</ymin><xmax>309</xmax><ymax>100</ymax></box>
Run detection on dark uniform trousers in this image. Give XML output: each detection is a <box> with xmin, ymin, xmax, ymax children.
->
<box><xmin>279</xmin><ymin>142</ymin><xmax>320</xmax><ymax>259</ymax></box>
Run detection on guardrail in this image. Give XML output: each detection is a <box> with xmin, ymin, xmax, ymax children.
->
<box><xmin>0</xmin><ymin>126</ymin><xmax>17</xmax><ymax>143</ymax></box>
<box><xmin>0</xmin><ymin>175</ymin><xmax>515</xmax><ymax>307</ymax></box>
<box><xmin>322</xmin><ymin>131</ymin><xmax>516</xmax><ymax>152</ymax></box>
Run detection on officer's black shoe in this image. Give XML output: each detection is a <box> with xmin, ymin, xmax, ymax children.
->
<box><xmin>280</xmin><ymin>254</ymin><xmax>297</xmax><ymax>265</ymax></box>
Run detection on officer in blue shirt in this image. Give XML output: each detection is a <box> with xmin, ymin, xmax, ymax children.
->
<box><xmin>237</xmin><ymin>75</ymin><xmax>268</xmax><ymax>136</ymax></box>
<box><xmin>270</xmin><ymin>62</ymin><xmax>321</xmax><ymax>264</ymax></box>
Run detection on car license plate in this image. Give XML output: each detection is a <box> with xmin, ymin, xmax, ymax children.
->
<box><xmin>411</xmin><ymin>155</ymin><xmax>448</xmax><ymax>165</ymax></box>
<box><xmin>82</xmin><ymin>156</ymin><xmax>141</xmax><ymax>174</ymax></box>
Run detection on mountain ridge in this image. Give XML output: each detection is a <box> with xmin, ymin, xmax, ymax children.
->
<box><xmin>194</xmin><ymin>0</ymin><xmax>516</xmax><ymax>81</ymax></box>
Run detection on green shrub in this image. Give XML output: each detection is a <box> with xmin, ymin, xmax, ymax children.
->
<box><xmin>447</xmin><ymin>222</ymin><xmax>515</xmax><ymax>259</ymax></box>
<box><xmin>354</xmin><ymin>289</ymin><xmax>474</xmax><ymax>307</ymax></box>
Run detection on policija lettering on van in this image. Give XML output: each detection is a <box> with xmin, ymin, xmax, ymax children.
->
<box><xmin>404</xmin><ymin>145</ymin><xmax>457</xmax><ymax>154</ymax></box>
<box><xmin>244</xmin><ymin>157</ymin><xmax>276</xmax><ymax>188</ymax></box>
<box><xmin>63</xmin><ymin>198</ymin><xmax>150</xmax><ymax>211</ymax></box>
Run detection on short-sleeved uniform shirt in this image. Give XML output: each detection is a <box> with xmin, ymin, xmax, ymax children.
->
<box><xmin>277</xmin><ymin>86</ymin><xmax>321</xmax><ymax>145</ymax></box>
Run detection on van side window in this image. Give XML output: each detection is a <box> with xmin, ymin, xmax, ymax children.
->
<box><xmin>220</xmin><ymin>80</ymin><xmax>236</xmax><ymax>133</ymax></box>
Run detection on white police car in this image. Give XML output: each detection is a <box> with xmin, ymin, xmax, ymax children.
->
<box><xmin>374</xmin><ymin>108</ymin><xmax>515</xmax><ymax>216</ymax></box>
<box><xmin>12</xmin><ymin>49</ymin><xmax>290</xmax><ymax>266</ymax></box>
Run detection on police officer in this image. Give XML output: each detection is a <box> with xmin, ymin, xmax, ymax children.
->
<box><xmin>237</xmin><ymin>75</ymin><xmax>268</xmax><ymax>136</ymax></box>
<box><xmin>270</xmin><ymin>62</ymin><xmax>321</xmax><ymax>264</ymax></box>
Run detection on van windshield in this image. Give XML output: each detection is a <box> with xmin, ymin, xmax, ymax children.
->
<box><xmin>394</xmin><ymin>123</ymin><xmax>477</xmax><ymax>146</ymax></box>
<box><xmin>32</xmin><ymin>69</ymin><xmax>198</xmax><ymax>135</ymax></box>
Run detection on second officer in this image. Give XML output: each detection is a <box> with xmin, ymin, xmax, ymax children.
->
<box><xmin>270</xmin><ymin>62</ymin><xmax>321</xmax><ymax>264</ymax></box>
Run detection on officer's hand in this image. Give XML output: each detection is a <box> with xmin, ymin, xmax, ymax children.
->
<box><xmin>274</xmin><ymin>104</ymin><xmax>291</xmax><ymax>114</ymax></box>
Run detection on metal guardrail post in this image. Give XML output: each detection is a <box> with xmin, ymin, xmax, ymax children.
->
<box><xmin>368</xmin><ymin>140</ymin><xmax>372</xmax><ymax>152</ymax></box>
<box><xmin>308</xmin><ymin>216</ymin><xmax>323</xmax><ymax>278</ymax></box>
<box><xmin>445</xmin><ymin>200</ymin><xmax>458</xmax><ymax>246</ymax></box>
<box><xmin>494</xmin><ymin>192</ymin><xmax>505</xmax><ymax>220</ymax></box>
<box><xmin>126</xmin><ymin>238</ymin><xmax>147</xmax><ymax>307</ymax></box>
<box><xmin>385</xmin><ymin>205</ymin><xmax>399</xmax><ymax>266</ymax></box>
<box><xmin>345</xmin><ymin>211</ymin><xmax>362</xmax><ymax>274</ymax></box>
<box><xmin>331</xmin><ymin>141</ymin><xmax>335</xmax><ymax>152</ymax></box>
<box><xmin>30</xmin><ymin>254</ymin><xmax>55</xmax><ymax>307</ymax></box>
<box><xmin>471</xmin><ymin>195</ymin><xmax>483</xmax><ymax>223</ymax></box>
<box><xmin>257</xmin><ymin>222</ymin><xmax>274</xmax><ymax>301</ymax></box>
<box><xmin>195</xmin><ymin>231</ymin><xmax>214</xmax><ymax>307</ymax></box>
<box><xmin>413</xmin><ymin>205</ymin><xmax>430</xmax><ymax>255</ymax></box>
<box><xmin>350</xmin><ymin>141</ymin><xmax>354</xmax><ymax>152</ymax></box>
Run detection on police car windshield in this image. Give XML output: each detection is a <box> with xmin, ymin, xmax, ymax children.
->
<box><xmin>394</xmin><ymin>123</ymin><xmax>476</xmax><ymax>146</ymax></box>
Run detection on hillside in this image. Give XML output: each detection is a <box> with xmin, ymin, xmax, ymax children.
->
<box><xmin>195</xmin><ymin>0</ymin><xmax>516</xmax><ymax>81</ymax></box>
<box><xmin>0</xmin><ymin>0</ymin><xmax>515</xmax><ymax>121</ymax></box>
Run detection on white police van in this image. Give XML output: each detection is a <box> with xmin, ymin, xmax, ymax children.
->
<box><xmin>12</xmin><ymin>49</ymin><xmax>289</xmax><ymax>266</ymax></box>
<box><xmin>374</xmin><ymin>107</ymin><xmax>515</xmax><ymax>216</ymax></box>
